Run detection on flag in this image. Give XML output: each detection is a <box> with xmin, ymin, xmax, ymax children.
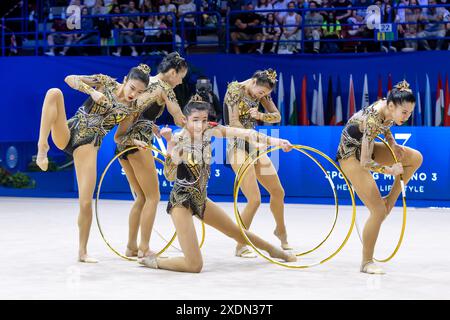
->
<box><xmin>424</xmin><ymin>74</ymin><xmax>432</xmax><ymax>127</ymax></box>
<box><xmin>361</xmin><ymin>73</ymin><xmax>370</xmax><ymax>110</ymax></box>
<box><xmin>312</xmin><ymin>74</ymin><xmax>325</xmax><ymax>125</ymax></box>
<box><xmin>288</xmin><ymin>75</ymin><xmax>298</xmax><ymax>125</ymax></box>
<box><xmin>335</xmin><ymin>75</ymin><xmax>344</xmax><ymax>125</ymax></box>
<box><xmin>347</xmin><ymin>74</ymin><xmax>356</xmax><ymax>120</ymax></box>
<box><xmin>213</xmin><ymin>75</ymin><xmax>219</xmax><ymax>102</ymax></box>
<box><xmin>277</xmin><ymin>72</ymin><xmax>286</xmax><ymax>125</ymax></box>
<box><xmin>377</xmin><ymin>75</ymin><xmax>383</xmax><ymax>99</ymax></box>
<box><xmin>412</xmin><ymin>75</ymin><xmax>422</xmax><ymax>126</ymax></box>
<box><xmin>387</xmin><ymin>73</ymin><xmax>393</xmax><ymax>96</ymax></box>
<box><xmin>444</xmin><ymin>74</ymin><xmax>450</xmax><ymax>127</ymax></box>
<box><xmin>434</xmin><ymin>74</ymin><xmax>444</xmax><ymax>126</ymax></box>
<box><xmin>326</xmin><ymin>76</ymin><xmax>335</xmax><ymax>125</ymax></box>
<box><xmin>299</xmin><ymin>75</ymin><xmax>309</xmax><ymax>125</ymax></box>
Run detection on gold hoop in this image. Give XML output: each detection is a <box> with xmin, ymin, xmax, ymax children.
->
<box><xmin>353</xmin><ymin>137</ymin><xmax>407</xmax><ymax>263</ymax></box>
<box><xmin>95</xmin><ymin>145</ymin><xmax>206</xmax><ymax>261</ymax></box>
<box><xmin>233</xmin><ymin>145</ymin><xmax>357</xmax><ymax>268</ymax></box>
<box><xmin>233</xmin><ymin>146</ymin><xmax>340</xmax><ymax>257</ymax></box>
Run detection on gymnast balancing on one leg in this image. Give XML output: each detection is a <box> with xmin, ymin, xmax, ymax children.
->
<box><xmin>223</xmin><ymin>69</ymin><xmax>292</xmax><ymax>258</ymax></box>
<box><xmin>138</xmin><ymin>96</ymin><xmax>297</xmax><ymax>273</ymax></box>
<box><xmin>36</xmin><ymin>64</ymin><xmax>150</xmax><ymax>263</ymax></box>
<box><xmin>336</xmin><ymin>80</ymin><xmax>423</xmax><ymax>274</ymax></box>
<box><xmin>114</xmin><ymin>53</ymin><xmax>188</xmax><ymax>260</ymax></box>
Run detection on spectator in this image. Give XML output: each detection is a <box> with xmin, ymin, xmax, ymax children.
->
<box><xmin>103</xmin><ymin>0</ymin><xmax>116</xmax><ymax>12</ymax></box>
<box><xmin>139</xmin><ymin>0</ymin><xmax>154</xmax><ymax>12</ymax></box>
<box><xmin>112</xmin><ymin>15</ymin><xmax>139</xmax><ymax>56</ymax></box>
<box><xmin>125</xmin><ymin>0</ymin><xmax>141</xmax><ymax>24</ymax></box>
<box><xmin>319</xmin><ymin>0</ymin><xmax>333</xmax><ymax>20</ymax></box>
<box><xmin>178</xmin><ymin>0</ymin><xmax>197</xmax><ymax>46</ymax></box>
<box><xmin>256</xmin><ymin>0</ymin><xmax>274</xmax><ymax>18</ymax></box>
<box><xmin>44</xmin><ymin>18</ymin><xmax>74</xmax><ymax>56</ymax></box>
<box><xmin>441</xmin><ymin>0</ymin><xmax>450</xmax><ymax>49</ymax></box>
<box><xmin>321</xmin><ymin>11</ymin><xmax>342</xmax><ymax>53</ymax></box>
<box><xmin>380</xmin><ymin>3</ymin><xmax>401</xmax><ymax>51</ymax></box>
<box><xmin>257</xmin><ymin>12</ymin><xmax>281</xmax><ymax>52</ymax></box>
<box><xmin>228</xmin><ymin>0</ymin><xmax>245</xmax><ymax>25</ymax></box>
<box><xmin>91</xmin><ymin>0</ymin><xmax>108</xmax><ymax>14</ymax></box>
<box><xmin>417</xmin><ymin>0</ymin><xmax>447</xmax><ymax>50</ymax></box>
<box><xmin>304</xmin><ymin>0</ymin><xmax>323</xmax><ymax>53</ymax></box>
<box><xmin>84</xmin><ymin>0</ymin><xmax>97</xmax><ymax>9</ymax></box>
<box><xmin>159</xmin><ymin>0</ymin><xmax>177</xmax><ymax>14</ymax></box>
<box><xmin>230</xmin><ymin>2</ymin><xmax>263</xmax><ymax>53</ymax></box>
<box><xmin>160</xmin><ymin>13</ymin><xmax>180</xmax><ymax>52</ymax></box>
<box><xmin>142</xmin><ymin>15</ymin><xmax>162</xmax><ymax>54</ymax></box>
<box><xmin>278</xmin><ymin>1</ymin><xmax>301</xmax><ymax>53</ymax></box>
<box><xmin>332</xmin><ymin>0</ymin><xmax>352</xmax><ymax>24</ymax></box>
<box><xmin>74</xmin><ymin>6</ymin><xmax>99</xmax><ymax>54</ymax></box>
<box><xmin>401</xmin><ymin>0</ymin><xmax>422</xmax><ymax>51</ymax></box>
<box><xmin>397</xmin><ymin>0</ymin><xmax>409</xmax><ymax>24</ymax></box>
<box><xmin>273</xmin><ymin>0</ymin><xmax>290</xmax><ymax>24</ymax></box>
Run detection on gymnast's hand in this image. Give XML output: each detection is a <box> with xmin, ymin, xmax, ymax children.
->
<box><xmin>249</xmin><ymin>108</ymin><xmax>261</xmax><ymax>120</ymax></box>
<box><xmin>160</xmin><ymin>126</ymin><xmax>173</xmax><ymax>141</ymax></box>
<box><xmin>91</xmin><ymin>90</ymin><xmax>111</xmax><ymax>108</ymax></box>
<box><xmin>278</xmin><ymin>139</ymin><xmax>294</xmax><ymax>152</ymax></box>
<box><xmin>151</xmin><ymin>123</ymin><xmax>162</xmax><ymax>138</ymax></box>
<box><xmin>386</xmin><ymin>163</ymin><xmax>404</xmax><ymax>176</ymax></box>
<box><xmin>133</xmin><ymin>139</ymin><xmax>148</xmax><ymax>150</ymax></box>
<box><xmin>393</xmin><ymin>144</ymin><xmax>406</xmax><ymax>161</ymax></box>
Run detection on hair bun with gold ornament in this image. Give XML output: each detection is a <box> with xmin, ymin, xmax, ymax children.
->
<box><xmin>264</xmin><ymin>69</ymin><xmax>278</xmax><ymax>83</ymax></box>
<box><xmin>137</xmin><ymin>63</ymin><xmax>151</xmax><ymax>75</ymax></box>
<box><xmin>394</xmin><ymin>80</ymin><xmax>412</xmax><ymax>93</ymax></box>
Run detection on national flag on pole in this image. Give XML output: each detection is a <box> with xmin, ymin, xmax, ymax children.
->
<box><xmin>277</xmin><ymin>72</ymin><xmax>286</xmax><ymax>125</ymax></box>
<box><xmin>311</xmin><ymin>74</ymin><xmax>324</xmax><ymax>125</ymax></box>
<box><xmin>424</xmin><ymin>74</ymin><xmax>432</xmax><ymax>127</ymax></box>
<box><xmin>213</xmin><ymin>75</ymin><xmax>219</xmax><ymax>102</ymax></box>
<box><xmin>326</xmin><ymin>76</ymin><xmax>335</xmax><ymax>125</ymax></box>
<box><xmin>361</xmin><ymin>73</ymin><xmax>370</xmax><ymax>110</ymax></box>
<box><xmin>434</xmin><ymin>74</ymin><xmax>444</xmax><ymax>127</ymax></box>
<box><xmin>444</xmin><ymin>74</ymin><xmax>450</xmax><ymax>127</ymax></box>
<box><xmin>387</xmin><ymin>73</ymin><xmax>393</xmax><ymax>96</ymax></box>
<box><xmin>378</xmin><ymin>75</ymin><xmax>383</xmax><ymax>99</ymax></box>
<box><xmin>335</xmin><ymin>75</ymin><xmax>344</xmax><ymax>125</ymax></box>
<box><xmin>299</xmin><ymin>75</ymin><xmax>309</xmax><ymax>125</ymax></box>
<box><xmin>288</xmin><ymin>75</ymin><xmax>298</xmax><ymax>125</ymax></box>
<box><xmin>347</xmin><ymin>74</ymin><xmax>356</xmax><ymax>120</ymax></box>
<box><xmin>412</xmin><ymin>75</ymin><xmax>422</xmax><ymax>126</ymax></box>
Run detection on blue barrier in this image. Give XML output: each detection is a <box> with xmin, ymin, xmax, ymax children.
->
<box><xmin>92</xmin><ymin>125</ymin><xmax>450</xmax><ymax>201</ymax></box>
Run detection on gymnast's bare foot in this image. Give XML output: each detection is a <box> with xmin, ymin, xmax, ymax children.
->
<box><xmin>274</xmin><ymin>229</ymin><xmax>293</xmax><ymax>250</ymax></box>
<box><xmin>36</xmin><ymin>143</ymin><xmax>50</xmax><ymax>171</ymax></box>
<box><xmin>269</xmin><ymin>247</ymin><xmax>297</xmax><ymax>262</ymax></box>
<box><xmin>125</xmin><ymin>246</ymin><xmax>139</xmax><ymax>257</ymax></box>
<box><xmin>78</xmin><ymin>253</ymin><xmax>99</xmax><ymax>263</ymax></box>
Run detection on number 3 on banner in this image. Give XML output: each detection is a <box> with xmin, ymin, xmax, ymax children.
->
<box><xmin>66</xmin><ymin>5</ymin><xmax>81</xmax><ymax>30</ymax></box>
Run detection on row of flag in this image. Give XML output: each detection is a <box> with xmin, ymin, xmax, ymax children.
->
<box><xmin>274</xmin><ymin>72</ymin><xmax>450</xmax><ymax>127</ymax></box>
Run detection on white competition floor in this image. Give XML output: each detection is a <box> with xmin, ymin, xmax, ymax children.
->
<box><xmin>1</xmin><ymin>197</ymin><xmax>449</xmax><ymax>300</ymax></box>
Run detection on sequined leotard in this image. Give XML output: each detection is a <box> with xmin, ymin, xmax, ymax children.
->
<box><xmin>115</xmin><ymin>78</ymin><xmax>177</xmax><ymax>159</ymax></box>
<box><xmin>63</xmin><ymin>74</ymin><xmax>136</xmax><ymax>155</ymax></box>
<box><xmin>336</xmin><ymin>99</ymin><xmax>394</xmax><ymax>173</ymax></box>
<box><xmin>223</xmin><ymin>81</ymin><xmax>280</xmax><ymax>159</ymax></box>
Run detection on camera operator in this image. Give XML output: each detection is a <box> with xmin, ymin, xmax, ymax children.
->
<box><xmin>195</xmin><ymin>76</ymin><xmax>222</xmax><ymax>123</ymax></box>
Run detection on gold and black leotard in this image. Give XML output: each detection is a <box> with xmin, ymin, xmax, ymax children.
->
<box><xmin>115</xmin><ymin>78</ymin><xmax>177</xmax><ymax>159</ymax></box>
<box><xmin>163</xmin><ymin>124</ymin><xmax>216</xmax><ymax>220</ymax></box>
<box><xmin>223</xmin><ymin>81</ymin><xmax>280</xmax><ymax>159</ymax></box>
<box><xmin>63</xmin><ymin>74</ymin><xmax>135</xmax><ymax>155</ymax></box>
<box><xmin>336</xmin><ymin>99</ymin><xmax>394</xmax><ymax>173</ymax></box>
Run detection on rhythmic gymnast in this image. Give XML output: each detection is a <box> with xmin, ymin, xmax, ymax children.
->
<box><xmin>336</xmin><ymin>80</ymin><xmax>423</xmax><ymax>274</ymax></box>
<box><xmin>223</xmin><ymin>69</ymin><xmax>292</xmax><ymax>258</ymax></box>
<box><xmin>138</xmin><ymin>96</ymin><xmax>297</xmax><ymax>272</ymax></box>
<box><xmin>114</xmin><ymin>53</ymin><xmax>187</xmax><ymax>259</ymax></box>
<box><xmin>36</xmin><ymin>65</ymin><xmax>150</xmax><ymax>262</ymax></box>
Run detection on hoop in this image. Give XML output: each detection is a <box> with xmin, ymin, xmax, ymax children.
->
<box><xmin>233</xmin><ymin>145</ymin><xmax>357</xmax><ymax>268</ymax></box>
<box><xmin>95</xmin><ymin>145</ymin><xmax>205</xmax><ymax>261</ymax></box>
